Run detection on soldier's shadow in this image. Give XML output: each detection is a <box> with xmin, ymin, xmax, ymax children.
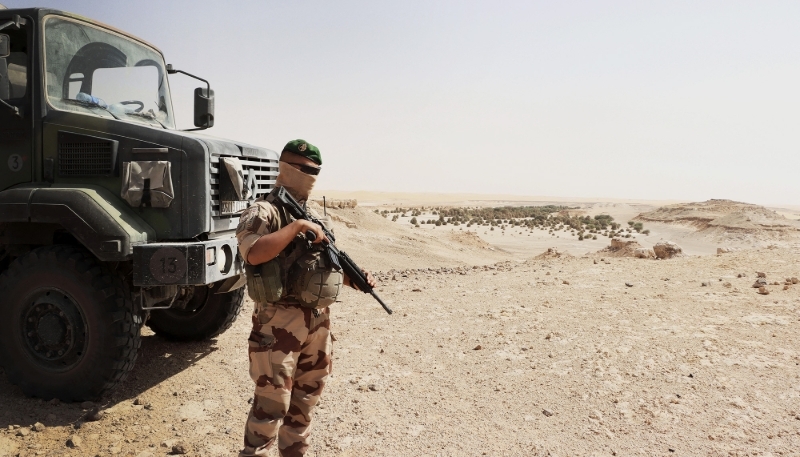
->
<box><xmin>0</xmin><ymin>332</ymin><xmax>217</xmax><ymax>429</ymax></box>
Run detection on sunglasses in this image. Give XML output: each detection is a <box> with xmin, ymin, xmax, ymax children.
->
<box><xmin>282</xmin><ymin>161</ymin><xmax>321</xmax><ymax>176</ymax></box>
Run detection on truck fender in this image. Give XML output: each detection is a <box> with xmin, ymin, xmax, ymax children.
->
<box><xmin>0</xmin><ymin>185</ymin><xmax>155</xmax><ymax>261</ymax></box>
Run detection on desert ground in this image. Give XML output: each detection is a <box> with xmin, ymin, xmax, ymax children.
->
<box><xmin>1</xmin><ymin>193</ymin><xmax>799</xmax><ymax>457</ymax></box>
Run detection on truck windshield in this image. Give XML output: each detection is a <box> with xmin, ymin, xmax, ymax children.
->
<box><xmin>43</xmin><ymin>16</ymin><xmax>175</xmax><ymax>129</ymax></box>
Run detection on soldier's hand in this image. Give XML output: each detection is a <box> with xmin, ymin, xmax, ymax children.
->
<box><xmin>363</xmin><ymin>270</ymin><xmax>376</xmax><ymax>288</ymax></box>
<box><xmin>295</xmin><ymin>220</ymin><xmax>327</xmax><ymax>244</ymax></box>
<box><xmin>349</xmin><ymin>270</ymin><xmax>376</xmax><ymax>291</ymax></box>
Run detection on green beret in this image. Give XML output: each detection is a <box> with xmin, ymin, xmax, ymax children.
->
<box><xmin>281</xmin><ymin>139</ymin><xmax>322</xmax><ymax>165</ymax></box>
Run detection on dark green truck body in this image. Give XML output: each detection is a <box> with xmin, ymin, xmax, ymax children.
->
<box><xmin>0</xmin><ymin>6</ymin><xmax>274</xmax><ymax>400</ymax></box>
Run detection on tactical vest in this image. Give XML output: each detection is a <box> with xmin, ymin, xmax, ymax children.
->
<box><xmin>245</xmin><ymin>202</ymin><xmax>343</xmax><ymax>309</ymax></box>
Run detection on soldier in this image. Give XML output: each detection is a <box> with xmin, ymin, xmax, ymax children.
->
<box><xmin>236</xmin><ymin>139</ymin><xmax>375</xmax><ymax>457</ymax></box>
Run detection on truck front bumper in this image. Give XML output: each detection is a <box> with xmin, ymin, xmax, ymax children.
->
<box><xmin>132</xmin><ymin>238</ymin><xmax>244</xmax><ymax>287</ymax></box>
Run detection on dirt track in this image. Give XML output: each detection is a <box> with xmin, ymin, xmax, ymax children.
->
<box><xmin>1</xmin><ymin>204</ymin><xmax>799</xmax><ymax>456</ymax></box>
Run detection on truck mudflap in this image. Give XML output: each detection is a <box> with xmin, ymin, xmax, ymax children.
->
<box><xmin>132</xmin><ymin>238</ymin><xmax>245</xmax><ymax>288</ymax></box>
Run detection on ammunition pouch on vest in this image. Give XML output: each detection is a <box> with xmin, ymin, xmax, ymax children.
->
<box><xmin>245</xmin><ymin>259</ymin><xmax>284</xmax><ymax>304</ymax></box>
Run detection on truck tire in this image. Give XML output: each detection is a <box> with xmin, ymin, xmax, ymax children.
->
<box><xmin>0</xmin><ymin>245</ymin><xmax>141</xmax><ymax>401</ymax></box>
<box><xmin>147</xmin><ymin>284</ymin><xmax>245</xmax><ymax>341</ymax></box>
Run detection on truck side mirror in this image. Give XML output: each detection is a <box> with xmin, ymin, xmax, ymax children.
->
<box><xmin>194</xmin><ymin>87</ymin><xmax>214</xmax><ymax>128</ymax></box>
<box><xmin>0</xmin><ymin>34</ymin><xmax>9</xmax><ymax>58</ymax></box>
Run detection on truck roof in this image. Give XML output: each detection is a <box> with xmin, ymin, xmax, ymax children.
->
<box><xmin>1</xmin><ymin>7</ymin><xmax>165</xmax><ymax>58</ymax></box>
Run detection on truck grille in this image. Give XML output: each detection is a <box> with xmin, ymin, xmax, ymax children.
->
<box><xmin>210</xmin><ymin>155</ymin><xmax>278</xmax><ymax>217</ymax></box>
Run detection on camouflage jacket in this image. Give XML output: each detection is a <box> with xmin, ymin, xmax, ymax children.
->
<box><xmin>236</xmin><ymin>199</ymin><xmax>288</xmax><ymax>265</ymax></box>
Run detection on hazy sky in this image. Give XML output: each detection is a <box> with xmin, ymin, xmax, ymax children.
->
<box><xmin>6</xmin><ymin>1</ymin><xmax>800</xmax><ymax>205</ymax></box>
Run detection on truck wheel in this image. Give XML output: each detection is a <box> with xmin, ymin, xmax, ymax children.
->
<box><xmin>0</xmin><ymin>246</ymin><xmax>141</xmax><ymax>401</ymax></box>
<box><xmin>147</xmin><ymin>284</ymin><xmax>245</xmax><ymax>341</ymax></box>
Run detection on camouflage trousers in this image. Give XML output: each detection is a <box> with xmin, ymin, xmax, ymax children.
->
<box><xmin>240</xmin><ymin>303</ymin><xmax>332</xmax><ymax>457</ymax></box>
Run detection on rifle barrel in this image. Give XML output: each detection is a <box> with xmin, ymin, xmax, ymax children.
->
<box><xmin>371</xmin><ymin>291</ymin><xmax>393</xmax><ymax>314</ymax></box>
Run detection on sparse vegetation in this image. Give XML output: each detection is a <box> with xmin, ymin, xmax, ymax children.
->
<box><xmin>379</xmin><ymin>206</ymin><xmax>637</xmax><ymax>241</ymax></box>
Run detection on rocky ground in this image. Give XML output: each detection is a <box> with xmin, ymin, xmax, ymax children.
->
<box><xmin>1</xmin><ymin>204</ymin><xmax>799</xmax><ymax>456</ymax></box>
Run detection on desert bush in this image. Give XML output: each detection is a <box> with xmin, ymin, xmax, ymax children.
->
<box><xmin>410</xmin><ymin>217</ymin><xmax>417</xmax><ymax>224</ymax></box>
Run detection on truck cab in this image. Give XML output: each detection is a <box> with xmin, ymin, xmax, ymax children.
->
<box><xmin>0</xmin><ymin>6</ymin><xmax>275</xmax><ymax>400</ymax></box>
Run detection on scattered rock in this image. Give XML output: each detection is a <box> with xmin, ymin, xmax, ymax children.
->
<box><xmin>737</xmin><ymin>273</ymin><xmax>744</xmax><ymax>278</ymax></box>
<box><xmin>723</xmin><ymin>282</ymin><xmax>732</xmax><ymax>288</ymax></box>
<box><xmin>134</xmin><ymin>397</ymin><xmax>144</xmax><ymax>406</ymax></box>
<box><xmin>634</xmin><ymin>248</ymin><xmax>655</xmax><ymax>259</ymax></box>
<box><xmin>542</xmin><ymin>409</ymin><xmax>554</xmax><ymax>417</ymax></box>
<box><xmin>653</xmin><ymin>241</ymin><xmax>683</xmax><ymax>259</ymax></box>
<box><xmin>752</xmin><ymin>278</ymin><xmax>767</xmax><ymax>288</ymax></box>
<box><xmin>793</xmin><ymin>277</ymin><xmax>799</xmax><ymax>284</ymax></box>
<box><xmin>66</xmin><ymin>435</ymin><xmax>82</xmax><ymax>448</ymax></box>
<box><xmin>625</xmin><ymin>282</ymin><xmax>633</xmax><ymax>287</ymax></box>
<box><xmin>473</xmin><ymin>345</ymin><xmax>482</xmax><ymax>350</ymax></box>
<box><xmin>784</xmin><ymin>285</ymin><xmax>789</xmax><ymax>291</ymax></box>
<box><xmin>758</xmin><ymin>287</ymin><xmax>769</xmax><ymax>295</ymax></box>
<box><xmin>368</xmin><ymin>384</ymin><xmax>379</xmax><ymax>391</ymax></box>
<box><xmin>172</xmin><ymin>441</ymin><xmax>189</xmax><ymax>454</ymax></box>
<box><xmin>84</xmin><ymin>408</ymin><xmax>104</xmax><ymax>422</ymax></box>
<box><xmin>756</xmin><ymin>272</ymin><xmax>766</xmax><ymax>278</ymax></box>
<box><xmin>717</xmin><ymin>247</ymin><xmax>732</xmax><ymax>254</ymax></box>
<box><xmin>562</xmin><ymin>280</ymin><xmax>570</xmax><ymax>285</ymax></box>
<box><xmin>701</xmin><ymin>282</ymin><xmax>710</xmax><ymax>287</ymax></box>
<box><xmin>411</xmin><ymin>288</ymin><xmax>422</xmax><ymax>292</ymax></box>
<box><xmin>31</xmin><ymin>422</ymin><xmax>45</xmax><ymax>432</ymax></box>
<box><xmin>16</xmin><ymin>427</ymin><xmax>30</xmax><ymax>437</ymax></box>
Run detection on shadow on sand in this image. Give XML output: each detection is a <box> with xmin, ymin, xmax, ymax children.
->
<box><xmin>0</xmin><ymin>332</ymin><xmax>218</xmax><ymax>429</ymax></box>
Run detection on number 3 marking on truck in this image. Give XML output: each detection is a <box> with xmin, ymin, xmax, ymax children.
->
<box><xmin>7</xmin><ymin>154</ymin><xmax>23</xmax><ymax>172</ymax></box>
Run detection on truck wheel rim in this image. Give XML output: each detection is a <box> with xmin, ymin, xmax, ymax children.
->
<box><xmin>22</xmin><ymin>289</ymin><xmax>88</xmax><ymax>371</ymax></box>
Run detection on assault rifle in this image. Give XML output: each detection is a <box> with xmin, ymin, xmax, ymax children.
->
<box><xmin>266</xmin><ymin>186</ymin><xmax>393</xmax><ymax>315</ymax></box>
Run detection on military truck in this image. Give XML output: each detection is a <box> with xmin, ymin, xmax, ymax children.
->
<box><xmin>0</xmin><ymin>5</ymin><xmax>277</xmax><ymax>401</ymax></box>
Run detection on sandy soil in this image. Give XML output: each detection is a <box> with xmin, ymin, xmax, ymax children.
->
<box><xmin>1</xmin><ymin>198</ymin><xmax>799</xmax><ymax>457</ymax></box>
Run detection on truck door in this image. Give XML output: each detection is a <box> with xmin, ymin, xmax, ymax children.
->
<box><xmin>0</xmin><ymin>15</ymin><xmax>32</xmax><ymax>190</ymax></box>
